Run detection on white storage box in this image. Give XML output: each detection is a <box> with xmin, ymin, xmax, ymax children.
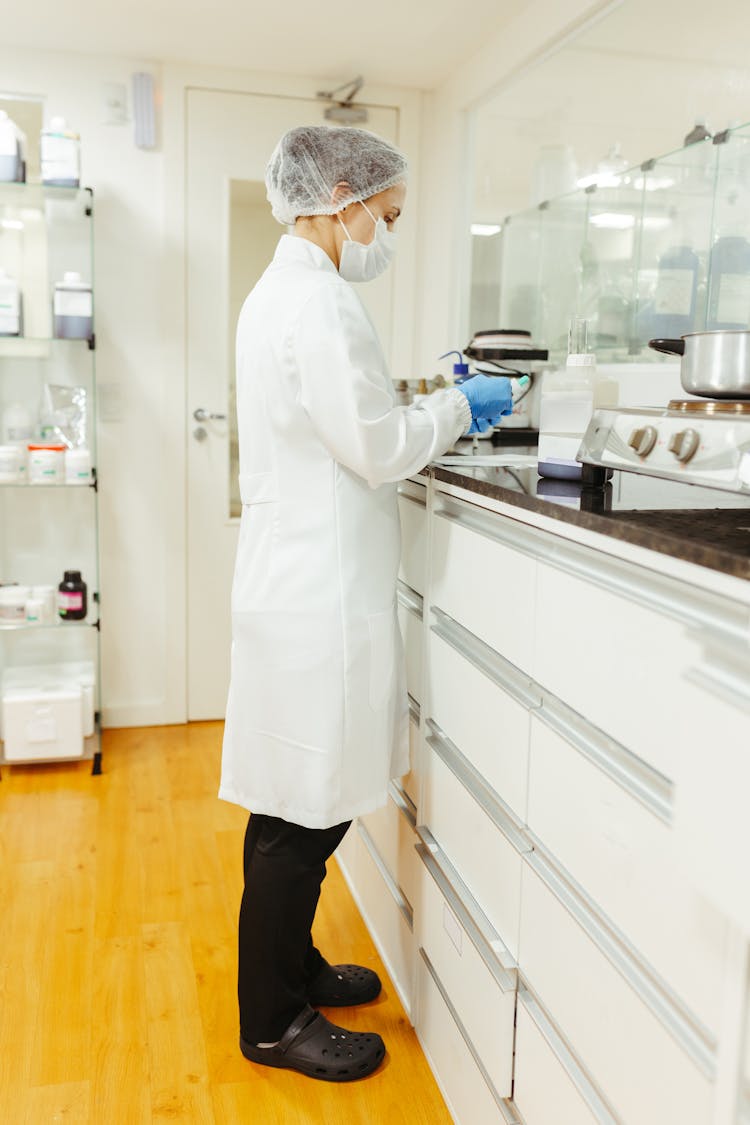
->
<box><xmin>2</xmin><ymin>683</ymin><xmax>84</xmax><ymax>761</ymax></box>
<box><xmin>2</xmin><ymin>662</ymin><xmax>95</xmax><ymax>737</ymax></box>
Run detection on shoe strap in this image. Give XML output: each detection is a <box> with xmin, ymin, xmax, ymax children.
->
<box><xmin>278</xmin><ymin>1004</ymin><xmax>319</xmax><ymax>1054</ymax></box>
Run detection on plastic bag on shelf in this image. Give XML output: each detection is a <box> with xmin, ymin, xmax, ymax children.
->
<box><xmin>39</xmin><ymin>383</ymin><xmax>87</xmax><ymax>448</ymax></box>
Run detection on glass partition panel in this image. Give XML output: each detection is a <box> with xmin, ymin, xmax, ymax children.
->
<box><xmin>582</xmin><ymin>174</ymin><xmax>644</xmax><ymax>358</ymax></box>
<box><xmin>707</xmin><ymin>126</ymin><xmax>750</xmax><ymax>331</ymax></box>
<box><xmin>497</xmin><ymin>210</ymin><xmax>542</xmax><ymax>338</ymax></box>
<box><xmin>537</xmin><ymin>191</ymin><xmax>590</xmax><ymax>363</ymax></box>
<box><xmin>635</xmin><ymin>140</ymin><xmax>717</xmax><ymax>354</ymax></box>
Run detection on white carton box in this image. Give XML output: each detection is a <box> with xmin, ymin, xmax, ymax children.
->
<box><xmin>2</xmin><ymin>683</ymin><xmax>84</xmax><ymax>761</ymax></box>
<box><xmin>2</xmin><ymin>662</ymin><xmax>95</xmax><ymax>737</ymax></box>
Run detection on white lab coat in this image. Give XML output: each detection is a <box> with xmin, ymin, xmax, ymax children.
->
<box><xmin>219</xmin><ymin>234</ymin><xmax>471</xmax><ymax>829</ymax></box>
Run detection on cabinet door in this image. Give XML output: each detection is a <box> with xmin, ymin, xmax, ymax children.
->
<box><xmin>527</xmin><ymin>714</ymin><xmax>727</xmax><ymax>1037</ymax></box>
<box><xmin>430</xmin><ymin>497</ymin><xmax>536</xmax><ymax>675</ymax></box>
<box><xmin>513</xmin><ymin>992</ymin><xmax>607</xmax><ymax>1125</ymax></box>
<box><xmin>427</xmin><ymin>620</ymin><xmax>535</xmax><ymax>823</ymax></box>
<box><xmin>397</xmin><ymin>586</ymin><xmax>423</xmax><ymax>706</ymax></box>
<box><xmin>398</xmin><ymin>482</ymin><xmax>428</xmax><ymax>597</ymax></box>
<box><xmin>422</xmin><ymin>727</ymin><xmax>526</xmax><ymax>960</ymax></box>
<box><xmin>352</xmin><ymin>822</ymin><xmax>415</xmax><ymax>1015</ymax></box>
<box><xmin>360</xmin><ymin>787</ymin><xmax>418</xmax><ymax>912</ymax></box>
<box><xmin>518</xmin><ymin>862</ymin><xmax>714</xmax><ymax>1125</ymax></box>
<box><xmin>415</xmin><ymin>842</ymin><xmax>516</xmax><ymax>1097</ymax></box>
<box><xmin>416</xmin><ymin>953</ymin><xmax>509</xmax><ymax>1125</ymax></box>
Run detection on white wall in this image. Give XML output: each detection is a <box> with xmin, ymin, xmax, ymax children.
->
<box><xmin>0</xmin><ymin>48</ymin><xmax>424</xmax><ymax>726</ymax></box>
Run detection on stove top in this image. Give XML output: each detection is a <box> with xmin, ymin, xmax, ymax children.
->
<box><xmin>579</xmin><ymin>404</ymin><xmax>750</xmax><ymax>494</ymax></box>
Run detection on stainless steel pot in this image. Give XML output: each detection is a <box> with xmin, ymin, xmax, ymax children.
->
<box><xmin>649</xmin><ymin>330</ymin><xmax>750</xmax><ymax>398</ymax></box>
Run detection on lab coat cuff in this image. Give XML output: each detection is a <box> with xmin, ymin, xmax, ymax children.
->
<box><xmin>446</xmin><ymin>387</ymin><xmax>473</xmax><ymax>434</ymax></box>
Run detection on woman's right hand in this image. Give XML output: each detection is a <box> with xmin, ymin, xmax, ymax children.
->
<box><xmin>457</xmin><ymin>374</ymin><xmax>513</xmax><ymax>432</ymax></box>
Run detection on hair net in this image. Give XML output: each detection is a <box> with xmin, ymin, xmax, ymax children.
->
<box><xmin>265</xmin><ymin>125</ymin><xmax>408</xmax><ymax>226</ymax></box>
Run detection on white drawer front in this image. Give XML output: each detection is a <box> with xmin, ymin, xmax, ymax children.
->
<box><xmin>672</xmin><ymin>669</ymin><xmax>750</xmax><ymax>933</ymax></box>
<box><xmin>428</xmin><ymin>625</ymin><xmax>532</xmax><ymax>822</ymax></box>
<box><xmin>518</xmin><ymin>863</ymin><xmax>714</xmax><ymax>1125</ymax></box>
<box><xmin>416</xmin><ymin>849</ymin><xmax>515</xmax><ymax>1097</ymax></box>
<box><xmin>402</xmin><ymin>710</ymin><xmax>420</xmax><ymax>808</ymax></box>
<box><xmin>354</xmin><ymin>824</ymin><xmax>415</xmax><ymax>1014</ymax></box>
<box><xmin>398</xmin><ymin>488</ymin><xmax>427</xmax><ymax>597</ymax></box>
<box><xmin>513</xmin><ymin>993</ymin><xmax>602</xmax><ymax>1125</ymax></box>
<box><xmin>534</xmin><ymin>560</ymin><xmax>698</xmax><ymax>779</ymax></box>
<box><xmin>527</xmin><ymin>715</ymin><xmax>727</xmax><ymax>1037</ymax></box>
<box><xmin>422</xmin><ymin>734</ymin><xmax>524</xmax><ymax>960</ymax></box>
<box><xmin>416</xmin><ymin>953</ymin><xmax>508</xmax><ymax>1125</ymax></box>
<box><xmin>431</xmin><ymin>503</ymin><xmax>536</xmax><ymax>674</ymax></box>
<box><xmin>398</xmin><ymin>598</ymin><xmax>423</xmax><ymax>706</ymax></box>
<box><xmin>360</xmin><ymin>790</ymin><xmax>418</xmax><ymax>912</ymax></box>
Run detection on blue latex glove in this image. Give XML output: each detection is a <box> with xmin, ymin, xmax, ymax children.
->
<box><xmin>457</xmin><ymin>374</ymin><xmax>513</xmax><ymax>433</ymax></box>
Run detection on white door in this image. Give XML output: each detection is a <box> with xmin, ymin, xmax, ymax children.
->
<box><xmin>186</xmin><ymin>89</ymin><xmax>400</xmax><ymax>719</ymax></box>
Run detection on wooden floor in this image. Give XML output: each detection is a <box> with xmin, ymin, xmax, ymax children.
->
<box><xmin>0</xmin><ymin>722</ymin><xmax>452</xmax><ymax>1124</ymax></box>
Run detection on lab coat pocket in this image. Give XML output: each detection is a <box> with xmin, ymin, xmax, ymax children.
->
<box><xmin>368</xmin><ymin>607</ymin><xmax>397</xmax><ymax>712</ymax></box>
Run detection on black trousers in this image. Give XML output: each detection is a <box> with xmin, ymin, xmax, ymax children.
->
<box><xmin>238</xmin><ymin>812</ymin><xmax>351</xmax><ymax>1043</ymax></box>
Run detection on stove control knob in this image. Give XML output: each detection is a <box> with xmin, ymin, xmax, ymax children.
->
<box><xmin>628</xmin><ymin>425</ymin><xmax>658</xmax><ymax>457</ymax></box>
<box><xmin>668</xmin><ymin>428</ymin><xmax>700</xmax><ymax>463</ymax></box>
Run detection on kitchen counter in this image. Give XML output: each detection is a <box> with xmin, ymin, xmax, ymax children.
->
<box><xmin>429</xmin><ymin>441</ymin><xmax>750</xmax><ymax>581</ymax></box>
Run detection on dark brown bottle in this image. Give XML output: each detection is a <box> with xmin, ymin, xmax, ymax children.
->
<box><xmin>58</xmin><ymin>570</ymin><xmax>87</xmax><ymax>621</ymax></box>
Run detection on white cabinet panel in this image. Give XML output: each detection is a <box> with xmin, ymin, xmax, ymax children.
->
<box><xmin>527</xmin><ymin>715</ymin><xmax>727</xmax><ymax>1037</ymax></box>
<box><xmin>430</xmin><ymin>504</ymin><xmax>536</xmax><ymax>675</ymax></box>
<box><xmin>422</xmin><ymin>735</ymin><xmax>524</xmax><ymax>960</ymax></box>
<box><xmin>398</xmin><ymin>486</ymin><xmax>428</xmax><ymax>597</ymax></box>
<box><xmin>428</xmin><ymin>626</ymin><xmax>532</xmax><ymax>822</ymax></box>
<box><xmin>534</xmin><ymin>559</ymin><xmax>700</xmax><ymax>779</ymax></box>
<box><xmin>397</xmin><ymin>598</ymin><xmax>423</xmax><ymax>706</ymax></box>
<box><xmin>353</xmin><ymin>824</ymin><xmax>415</xmax><ymax>1015</ymax></box>
<box><xmin>416</xmin><ymin>953</ymin><xmax>508</xmax><ymax>1125</ymax></box>
<box><xmin>402</xmin><ymin>709</ymin><xmax>420</xmax><ymax>808</ymax></box>
<box><xmin>513</xmin><ymin>993</ymin><xmax>604</xmax><ymax>1125</ymax></box>
<box><xmin>518</xmin><ymin>863</ymin><xmax>714</xmax><ymax>1125</ymax></box>
<box><xmin>416</xmin><ymin>847</ymin><xmax>515</xmax><ymax>1097</ymax></box>
<box><xmin>360</xmin><ymin>790</ymin><xmax>418</xmax><ymax>912</ymax></box>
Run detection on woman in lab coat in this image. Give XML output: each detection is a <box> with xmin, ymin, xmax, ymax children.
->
<box><xmin>220</xmin><ymin>124</ymin><xmax>511</xmax><ymax>1082</ymax></box>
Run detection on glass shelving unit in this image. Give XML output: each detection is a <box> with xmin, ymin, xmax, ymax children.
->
<box><xmin>0</xmin><ymin>181</ymin><xmax>101</xmax><ymax>773</ymax></box>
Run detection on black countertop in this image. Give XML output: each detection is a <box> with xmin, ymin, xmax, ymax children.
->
<box><xmin>428</xmin><ymin>442</ymin><xmax>750</xmax><ymax>582</ymax></box>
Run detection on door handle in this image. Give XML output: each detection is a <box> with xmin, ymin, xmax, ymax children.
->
<box><xmin>193</xmin><ymin>407</ymin><xmax>227</xmax><ymax>422</ymax></box>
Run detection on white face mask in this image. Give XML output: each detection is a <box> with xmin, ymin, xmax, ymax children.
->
<box><xmin>337</xmin><ymin>201</ymin><xmax>397</xmax><ymax>283</ymax></box>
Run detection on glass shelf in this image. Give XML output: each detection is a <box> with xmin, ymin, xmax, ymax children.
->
<box><xmin>0</xmin><ymin>182</ymin><xmax>92</xmax><ymax>211</ymax></box>
<box><xmin>0</xmin><ymin>619</ymin><xmax>99</xmax><ymax>632</ymax></box>
<box><xmin>0</xmin><ymin>481</ymin><xmax>96</xmax><ymax>490</ymax></box>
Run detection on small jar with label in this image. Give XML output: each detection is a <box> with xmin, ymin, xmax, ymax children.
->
<box><xmin>0</xmin><ymin>585</ymin><xmax>29</xmax><ymax>622</ymax></box>
<box><xmin>28</xmin><ymin>443</ymin><xmax>66</xmax><ymax>484</ymax></box>
<box><xmin>0</xmin><ymin>443</ymin><xmax>22</xmax><ymax>483</ymax></box>
<box><xmin>31</xmin><ymin>585</ymin><xmax>56</xmax><ymax>622</ymax></box>
<box><xmin>58</xmin><ymin>570</ymin><xmax>87</xmax><ymax>621</ymax></box>
<box><xmin>65</xmin><ymin>446</ymin><xmax>92</xmax><ymax>485</ymax></box>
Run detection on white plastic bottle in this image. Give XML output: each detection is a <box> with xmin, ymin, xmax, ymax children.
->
<box><xmin>0</xmin><ymin>268</ymin><xmax>22</xmax><ymax>335</ymax></box>
<box><xmin>0</xmin><ymin>110</ymin><xmax>26</xmax><ymax>182</ymax></box>
<box><xmin>41</xmin><ymin>117</ymin><xmax>81</xmax><ymax>188</ymax></box>
<box><xmin>53</xmin><ymin>272</ymin><xmax>93</xmax><ymax>339</ymax></box>
<box><xmin>537</xmin><ymin>319</ymin><xmax>616</xmax><ymax>480</ymax></box>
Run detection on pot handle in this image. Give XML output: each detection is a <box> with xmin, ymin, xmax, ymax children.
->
<box><xmin>648</xmin><ymin>338</ymin><xmax>685</xmax><ymax>356</ymax></box>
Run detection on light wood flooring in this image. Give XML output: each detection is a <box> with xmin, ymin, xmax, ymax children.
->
<box><xmin>0</xmin><ymin>722</ymin><xmax>452</xmax><ymax>1124</ymax></box>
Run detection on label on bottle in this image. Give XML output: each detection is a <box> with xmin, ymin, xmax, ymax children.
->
<box><xmin>655</xmin><ymin>268</ymin><xmax>695</xmax><ymax>316</ymax></box>
<box><xmin>59</xmin><ymin>591</ymin><xmax>83</xmax><ymax>611</ymax></box>
<box><xmin>539</xmin><ymin>390</ymin><xmax>594</xmax><ymax>435</ymax></box>
<box><xmin>54</xmin><ymin>289</ymin><xmax>92</xmax><ymax>318</ymax></box>
<box><xmin>716</xmin><ymin>273</ymin><xmax>750</xmax><ymax>325</ymax></box>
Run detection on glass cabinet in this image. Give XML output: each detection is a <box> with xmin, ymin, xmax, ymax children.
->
<box><xmin>0</xmin><ymin>183</ymin><xmax>101</xmax><ymax>773</ymax></box>
<box><xmin>492</xmin><ymin>122</ymin><xmax>750</xmax><ymax>365</ymax></box>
